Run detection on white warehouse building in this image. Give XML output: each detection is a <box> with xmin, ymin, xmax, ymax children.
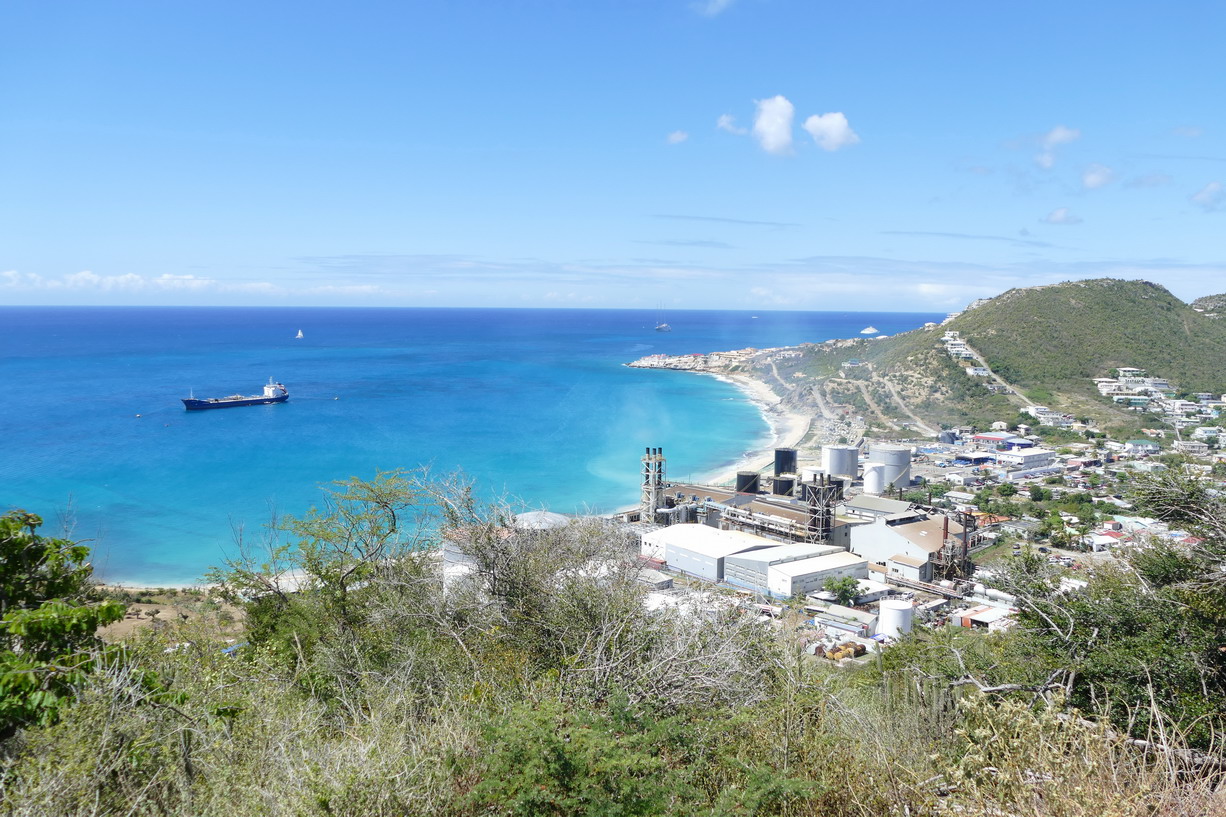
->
<box><xmin>724</xmin><ymin>543</ymin><xmax>845</xmax><ymax>594</ymax></box>
<box><xmin>994</xmin><ymin>448</ymin><xmax>1057</xmax><ymax>469</ymax></box>
<box><xmin>639</xmin><ymin>524</ymin><xmax>772</xmax><ymax>582</ymax></box>
<box><xmin>767</xmin><ymin>551</ymin><xmax>869</xmax><ymax>598</ymax></box>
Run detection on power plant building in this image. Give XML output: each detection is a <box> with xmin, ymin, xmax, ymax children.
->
<box><xmin>639</xmin><ymin>523</ymin><xmax>772</xmax><ymax>582</ymax></box>
<box><xmin>849</xmin><ymin>509</ymin><xmax>968</xmax><ymax>584</ymax></box>
<box><xmin>724</xmin><ymin>543</ymin><xmax>844</xmax><ymax>593</ymax></box>
<box><xmin>767</xmin><ymin>551</ymin><xmax>869</xmax><ymax>598</ymax></box>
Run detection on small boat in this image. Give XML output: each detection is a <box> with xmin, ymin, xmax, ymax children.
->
<box><xmin>654</xmin><ymin>305</ymin><xmax>672</xmax><ymax>332</ymax></box>
<box><xmin>860</xmin><ymin>326</ymin><xmax>878</xmax><ymax>334</ymax></box>
<box><xmin>295</xmin><ymin>329</ymin><xmax>304</xmax><ymax>339</ymax></box>
<box><xmin>182</xmin><ymin>378</ymin><xmax>288</xmax><ymax>411</ymax></box>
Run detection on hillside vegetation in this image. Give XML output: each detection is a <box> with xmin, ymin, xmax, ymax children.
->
<box><xmin>952</xmin><ymin>279</ymin><xmax>1226</xmax><ymax>394</ymax></box>
<box><xmin>2</xmin><ymin>471</ymin><xmax>1225</xmax><ymax>815</ymax></box>
<box><xmin>782</xmin><ymin>278</ymin><xmax>1226</xmax><ymax>432</ymax></box>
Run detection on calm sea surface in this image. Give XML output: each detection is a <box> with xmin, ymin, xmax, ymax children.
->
<box><xmin>0</xmin><ymin>307</ymin><xmax>940</xmax><ymax>584</ymax></box>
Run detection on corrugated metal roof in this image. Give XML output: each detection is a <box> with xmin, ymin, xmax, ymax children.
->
<box><xmin>641</xmin><ymin>523</ymin><xmax>773</xmax><ymax>559</ymax></box>
<box><xmin>726</xmin><ymin>543</ymin><xmax>843</xmax><ymax>567</ymax></box>
<box><xmin>769</xmin><ymin>550</ymin><xmax>867</xmax><ymax>578</ymax></box>
<box><xmin>842</xmin><ymin>495</ymin><xmax>911</xmax><ymax>514</ymax></box>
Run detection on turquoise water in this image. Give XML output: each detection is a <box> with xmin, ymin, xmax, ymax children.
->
<box><xmin>0</xmin><ymin>307</ymin><xmax>939</xmax><ymax>584</ymax></box>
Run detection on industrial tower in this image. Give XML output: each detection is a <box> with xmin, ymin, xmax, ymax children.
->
<box><xmin>640</xmin><ymin>447</ymin><xmax>666</xmax><ymax>520</ymax></box>
<box><xmin>802</xmin><ymin>474</ymin><xmax>843</xmax><ymax>543</ymax></box>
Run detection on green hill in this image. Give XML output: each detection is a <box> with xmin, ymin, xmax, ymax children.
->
<box><xmin>778</xmin><ymin>278</ymin><xmax>1226</xmax><ymax>433</ymax></box>
<box><xmin>950</xmin><ymin>279</ymin><xmax>1226</xmax><ymax>395</ymax></box>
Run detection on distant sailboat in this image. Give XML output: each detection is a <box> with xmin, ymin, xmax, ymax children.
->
<box><xmin>295</xmin><ymin>329</ymin><xmax>304</xmax><ymax>339</ymax></box>
<box><xmin>654</xmin><ymin>306</ymin><xmax>671</xmax><ymax>332</ymax></box>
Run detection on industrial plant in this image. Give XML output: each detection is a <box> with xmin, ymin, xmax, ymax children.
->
<box><xmin>617</xmin><ymin>443</ymin><xmax>1003</xmax><ymax>660</ymax></box>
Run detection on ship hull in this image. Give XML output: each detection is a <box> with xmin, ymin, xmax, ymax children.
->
<box><xmin>182</xmin><ymin>393</ymin><xmax>289</xmax><ymax>411</ymax></box>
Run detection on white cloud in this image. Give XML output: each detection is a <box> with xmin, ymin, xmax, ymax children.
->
<box><xmin>716</xmin><ymin>113</ymin><xmax>746</xmax><ymax>135</ymax></box>
<box><xmin>151</xmin><ymin>273</ymin><xmax>215</xmax><ymax>291</ymax></box>
<box><xmin>1190</xmin><ymin>181</ymin><xmax>1224</xmax><ymax>212</ymax></box>
<box><xmin>1035</xmin><ymin>124</ymin><xmax>1080</xmax><ymax>168</ymax></box>
<box><xmin>62</xmin><ymin>270</ymin><xmax>146</xmax><ymax>291</ymax></box>
<box><xmin>1081</xmin><ymin>163</ymin><xmax>1114</xmax><ymax>189</ymax></box>
<box><xmin>0</xmin><ymin>269</ymin><xmax>289</xmax><ymax>295</ymax></box>
<box><xmin>801</xmin><ymin>112</ymin><xmax>860</xmax><ymax>151</ymax></box>
<box><xmin>752</xmin><ymin>95</ymin><xmax>794</xmax><ymax>156</ymax></box>
<box><xmin>694</xmin><ymin>0</ymin><xmax>735</xmax><ymax>16</ymax></box>
<box><xmin>1041</xmin><ymin>207</ymin><xmax>1083</xmax><ymax>225</ymax></box>
<box><xmin>666</xmin><ymin>130</ymin><xmax>689</xmax><ymax>145</ymax></box>
<box><xmin>1173</xmin><ymin>126</ymin><xmax>1204</xmax><ymax>138</ymax></box>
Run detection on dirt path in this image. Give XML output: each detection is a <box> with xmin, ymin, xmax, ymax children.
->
<box><xmin>827</xmin><ymin>377</ymin><xmax>902</xmax><ymax>432</ymax></box>
<box><xmin>876</xmin><ymin>376</ymin><xmax>939</xmax><ymax>437</ymax></box>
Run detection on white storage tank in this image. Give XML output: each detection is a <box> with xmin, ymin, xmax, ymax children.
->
<box><xmin>868</xmin><ymin>444</ymin><xmax>911</xmax><ymax>490</ymax></box>
<box><xmin>877</xmin><ymin>599</ymin><xmax>914</xmax><ymax>639</ymax></box>
<box><xmin>821</xmin><ymin>445</ymin><xmax>859</xmax><ymax>478</ymax></box>
<box><xmin>799</xmin><ymin>466</ymin><xmax>823</xmax><ymax>484</ymax></box>
<box><xmin>862</xmin><ymin>464</ymin><xmax>885</xmax><ymax>496</ymax></box>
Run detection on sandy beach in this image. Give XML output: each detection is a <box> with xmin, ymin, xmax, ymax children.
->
<box><xmin>691</xmin><ymin>371</ymin><xmax>815</xmax><ymax>487</ymax></box>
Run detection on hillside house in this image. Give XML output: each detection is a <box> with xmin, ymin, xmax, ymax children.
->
<box><xmin>1174</xmin><ymin>440</ymin><xmax>1211</xmax><ymax>457</ymax></box>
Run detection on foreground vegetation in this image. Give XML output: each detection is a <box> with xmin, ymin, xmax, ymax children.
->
<box><xmin>2</xmin><ymin>470</ymin><xmax>1224</xmax><ymax>815</ymax></box>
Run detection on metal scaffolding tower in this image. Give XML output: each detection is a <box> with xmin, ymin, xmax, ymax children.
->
<box><xmin>802</xmin><ymin>474</ymin><xmax>843</xmax><ymax>543</ymax></box>
<box><xmin>640</xmin><ymin>447</ymin><xmax>666</xmax><ymax>519</ymax></box>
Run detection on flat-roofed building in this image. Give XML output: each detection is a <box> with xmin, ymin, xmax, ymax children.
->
<box><xmin>994</xmin><ymin>448</ymin><xmax>1057</xmax><ymax>469</ymax></box>
<box><xmin>639</xmin><ymin>523</ymin><xmax>772</xmax><ymax>581</ymax></box>
<box><xmin>839</xmin><ymin>495</ymin><xmax>911</xmax><ymax>520</ymax></box>
<box><xmin>767</xmin><ymin>551</ymin><xmax>869</xmax><ymax>598</ymax></box>
<box><xmin>724</xmin><ymin>543</ymin><xmax>844</xmax><ymax>593</ymax></box>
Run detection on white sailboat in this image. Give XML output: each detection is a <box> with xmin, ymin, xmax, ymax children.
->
<box><xmin>295</xmin><ymin>329</ymin><xmax>304</xmax><ymax>339</ymax></box>
<box><xmin>654</xmin><ymin>306</ymin><xmax>671</xmax><ymax>332</ymax></box>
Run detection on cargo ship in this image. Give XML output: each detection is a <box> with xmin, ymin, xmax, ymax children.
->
<box><xmin>182</xmin><ymin>378</ymin><xmax>288</xmax><ymax>410</ymax></box>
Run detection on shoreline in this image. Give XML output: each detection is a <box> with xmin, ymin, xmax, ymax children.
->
<box><xmin>690</xmin><ymin>372</ymin><xmax>813</xmax><ymax>487</ymax></box>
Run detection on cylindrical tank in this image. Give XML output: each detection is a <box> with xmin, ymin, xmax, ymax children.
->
<box><xmin>734</xmin><ymin>471</ymin><xmax>760</xmax><ymax>494</ymax></box>
<box><xmin>938</xmin><ymin>430</ymin><xmax>958</xmax><ymax>445</ymax></box>
<box><xmin>821</xmin><ymin>445</ymin><xmax>859</xmax><ymax>478</ymax></box>
<box><xmin>863</xmin><ymin>464</ymin><xmax>885</xmax><ymax>495</ymax></box>
<box><xmin>774</xmin><ymin>448</ymin><xmax>798</xmax><ymax>477</ymax></box>
<box><xmin>877</xmin><ymin>599</ymin><xmax>914</xmax><ymax>639</ymax></box>
<box><xmin>868</xmin><ymin>444</ymin><xmax>911</xmax><ymax>490</ymax></box>
<box><xmin>799</xmin><ymin>466</ymin><xmax>823</xmax><ymax>484</ymax></box>
<box><xmin>773</xmin><ymin>475</ymin><xmax>795</xmax><ymax>496</ymax></box>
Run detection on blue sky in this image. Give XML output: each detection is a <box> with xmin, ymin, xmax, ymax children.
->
<box><xmin>2</xmin><ymin>1</ymin><xmax>1224</xmax><ymax>311</ymax></box>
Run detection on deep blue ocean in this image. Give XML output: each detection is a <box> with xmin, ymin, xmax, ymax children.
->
<box><xmin>0</xmin><ymin>307</ymin><xmax>940</xmax><ymax>585</ymax></box>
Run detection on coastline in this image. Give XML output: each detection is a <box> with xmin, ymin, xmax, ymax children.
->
<box><xmin>688</xmin><ymin>371</ymin><xmax>813</xmax><ymax>487</ymax></box>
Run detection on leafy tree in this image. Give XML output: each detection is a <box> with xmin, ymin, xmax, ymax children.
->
<box><xmin>0</xmin><ymin>510</ymin><xmax>125</xmax><ymax>737</ymax></box>
<box><xmin>822</xmin><ymin>576</ymin><xmax>860</xmax><ymax>606</ymax></box>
